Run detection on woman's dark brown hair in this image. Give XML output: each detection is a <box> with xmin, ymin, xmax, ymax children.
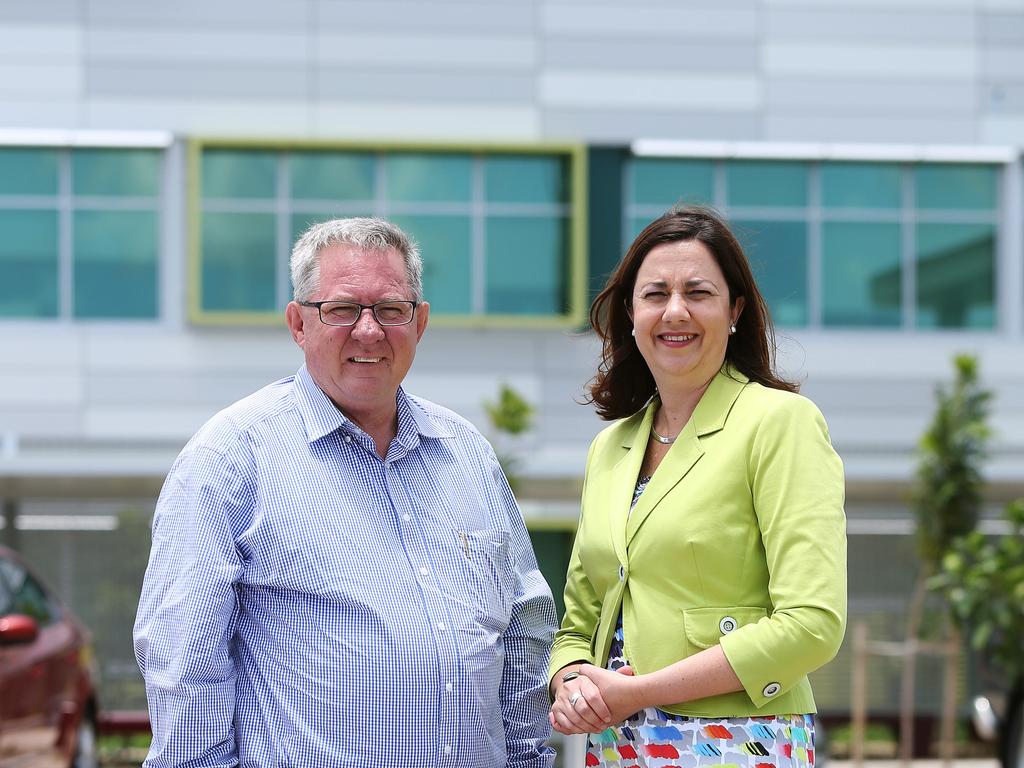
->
<box><xmin>588</xmin><ymin>205</ymin><xmax>797</xmax><ymax>421</ymax></box>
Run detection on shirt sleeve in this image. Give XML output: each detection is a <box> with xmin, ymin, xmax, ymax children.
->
<box><xmin>718</xmin><ymin>394</ymin><xmax>848</xmax><ymax>708</ymax></box>
<box><xmin>133</xmin><ymin>438</ymin><xmax>254</xmax><ymax>768</ymax></box>
<box><xmin>488</xmin><ymin>451</ymin><xmax>558</xmax><ymax>768</ymax></box>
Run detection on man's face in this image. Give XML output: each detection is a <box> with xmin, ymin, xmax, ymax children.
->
<box><xmin>285</xmin><ymin>244</ymin><xmax>429</xmax><ymax>428</ymax></box>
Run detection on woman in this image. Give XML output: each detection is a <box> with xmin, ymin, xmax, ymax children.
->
<box><xmin>549</xmin><ymin>206</ymin><xmax>846</xmax><ymax>767</ymax></box>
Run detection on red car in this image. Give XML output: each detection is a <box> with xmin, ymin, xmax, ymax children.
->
<box><xmin>0</xmin><ymin>545</ymin><xmax>99</xmax><ymax>768</ymax></box>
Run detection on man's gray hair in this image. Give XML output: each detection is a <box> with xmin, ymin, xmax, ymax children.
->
<box><xmin>290</xmin><ymin>217</ymin><xmax>423</xmax><ymax>302</ymax></box>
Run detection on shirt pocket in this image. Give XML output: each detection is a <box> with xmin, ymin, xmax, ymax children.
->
<box><xmin>460</xmin><ymin>528</ymin><xmax>513</xmax><ymax>633</ymax></box>
<box><xmin>683</xmin><ymin>605</ymin><xmax>768</xmax><ymax>650</ymax></box>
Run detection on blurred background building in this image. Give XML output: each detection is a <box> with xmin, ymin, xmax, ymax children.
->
<box><xmin>1</xmin><ymin>0</ymin><xmax>1023</xmax><ymax>724</ymax></box>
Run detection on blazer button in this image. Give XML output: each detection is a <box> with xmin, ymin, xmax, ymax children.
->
<box><xmin>618</xmin><ymin>565</ymin><xmax>626</xmax><ymax>582</ymax></box>
<box><xmin>763</xmin><ymin>682</ymin><xmax>781</xmax><ymax>698</ymax></box>
<box><xmin>719</xmin><ymin>616</ymin><xmax>737</xmax><ymax>634</ymax></box>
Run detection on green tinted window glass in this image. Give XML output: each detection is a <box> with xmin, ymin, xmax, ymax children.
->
<box><xmin>0</xmin><ymin>209</ymin><xmax>58</xmax><ymax>317</ymax></box>
<box><xmin>915</xmin><ymin>164</ymin><xmax>998</xmax><ymax>211</ymax></box>
<box><xmin>386</xmin><ymin>154</ymin><xmax>471</xmax><ymax>203</ymax></box>
<box><xmin>727</xmin><ymin>161</ymin><xmax>808</xmax><ymax>207</ymax></box>
<box><xmin>74</xmin><ymin>210</ymin><xmax>158</xmax><ymax>318</ymax></box>
<box><xmin>822</xmin><ymin>163</ymin><xmax>901</xmax><ymax>209</ymax></box>
<box><xmin>0</xmin><ymin>148</ymin><xmax>59</xmax><ymax>195</ymax></box>
<box><xmin>484</xmin><ymin>155</ymin><xmax>567</xmax><ymax>204</ymax></box>
<box><xmin>822</xmin><ymin>222</ymin><xmax>901</xmax><ymax>327</ymax></box>
<box><xmin>916</xmin><ymin>223</ymin><xmax>995</xmax><ymax>328</ymax></box>
<box><xmin>202</xmin><ymin>150</ymin><xmax>277</xmax><ymax>199</ymax></box>
<box><xmin>486</xmin><ymin>216</ymin><xmax>566</xmax><ymax>314</ymax></box>
<box><xmin>201</xmin><ymin>213</ymin><xmax>277</xmax><ymax>311</ymax></box>
<box><xmin>391</xmin><ymin>215</ymin><xmax>472</xmax><ymax>314</ymax></box>
<box><xmin>72</xmin><ymin>149</ymin><xmax>161</xmax><ymax>197</ymax></box>
<box><xmin>631</xmin><ymin>158</ymin><xmax>714</xmax><ymax>206</ymax></box>
<box><xmin>528</xmin><ymin>528</ymin><xmax>573</xmax><ymax>621</ymax></box>
<box><xmin>290</xmin><ymin>152</ymin><xmax>375</xmax><ymax>201</ymax></box>
<box><xmin>733</xmin><ymin>219</ymin><xmax>807</xmax><ymax>326</ymax></box>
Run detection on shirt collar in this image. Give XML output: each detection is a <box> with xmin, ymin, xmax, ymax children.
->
<box><xmin>293</xmin><ymin>364</ymin><xmax>451</xmax><ymax>444</ymax></box>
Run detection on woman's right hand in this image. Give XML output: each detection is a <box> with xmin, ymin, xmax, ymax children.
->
<box><xmin>549</xmin><ymin>666</ymin><xmax>614</xmax><ymax>735</ymax></box>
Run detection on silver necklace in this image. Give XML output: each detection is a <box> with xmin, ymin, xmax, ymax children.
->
<box><xmin>650</xmin><ymin>425</ymin><xmax>676</xmax><ymax>444</ymax></box>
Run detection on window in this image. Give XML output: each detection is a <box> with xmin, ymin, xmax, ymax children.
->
<box><xmin>193</xmin><ymin>142</ymin><xmax>585</xmax><ymax>324</ymax></box>
<box><xmin>0</xmin><ymin>146</ymin><xmax>162</xmax><ymax>320</ymax></box>
<box><xmin>626</xmin><ymin>156</ymin><xmax>1001</xmax><ymax>330</ymax></box>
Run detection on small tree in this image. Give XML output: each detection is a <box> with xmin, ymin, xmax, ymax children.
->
<box><xmin>912</xmin><ymin>354</ymin><xmax>992</xmax><ymax>573</ymax></box>
<box><xmin>900</xmin><ymin>354</ymin><xmax>992</xmax><ymax>763</ymax></box>
<box><xmin>931</xmin><ymin>499</ymin><xmax>1024</xmax><ymax>682</ymax></box>
<box><xmin>483</xmin><ymin>384</ymin><xmax>535</xmax><ymax>493</ymax></box>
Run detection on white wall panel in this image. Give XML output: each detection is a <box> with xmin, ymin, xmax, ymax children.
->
<box><xmin>316</xmin><ymin>34</ymin><xmax>536</xmax><ymax>69</ymax></box>
<box><xmin>540</xmin><ymin>72</ymin><xmax>760</xmax><ymax>109</ymax></box>
<box><xmin>316</xmin><ymin>69</ymin><xmax>534</xmax><ymax>102</ymax></box>
<box><xmin>0</xmin><ymin>24</ymin><xmax>81</xmax><ymax>61</ymax></box>
<box><xmin>980</xmin><ymin>46</ymin><xmax>1024</xmax><ymax>78</ymax></box>
<box><xmin>85</xmin><ymin>28</ymin><xmax>308</xmax><ymax>63</ymax></box>
<box><xmin>763</xmin><ymin>43</ymin><xmax>977</xmax><ymax>79</ymax></box>
<box><xmin>315</xmin><ymin>2</ymin><xmax>535</xmax><ymax>32</ymax></box>
<box><xmin>312</xmin><ymin>103</ymin><xmax>539</xmax><ymax>139</ymax></box>
<box><xmin>764</xmin><ymin>8</ymin><xmax>974</xmax><ymax>41</ymax></box>
<box><xmin>0</xmin><ymin>64</ymin><xmax>81</xmax><ymax>97</ymax></box>
<box><xmin>978</xmin><ymin>11</ymin><xmax>1024</xmax><ymax>42</ymax></box>
<box><xmin>542</xmin><ymin>108</ymin><xmax>761</xmax><ymax>141</ymax></box>
<box><xmin>766</xmin><ymin>78</ymin><xmax>976</xmax><ymax>114</ymax></box>
<box><xmin>981</xmin><ymin>115</ymin><xmax>1024</xmax><ymax>141</ymax></box>
<box><xmin>541</xmin><ymin>38</ymin><xmax>758</xmax><ymax>71</ymax></box>
<box><xmin>84</xmin><ymin>98</ymin><xmax>312</xmax><ymax>133</ymax></box>
<box><xmin>85</xmin><ymin>0</ymin><xmax>308</xmax><ymax>31</ymax></box>
<box><xmin>86</xmin><ymin>62</ymin><xmax>309</xmax><ymax>100</ymax></box>
<box><xmin>541</xmin><ymin>5</ymin><xmax>758</xmax><ymax>39</ymax></box>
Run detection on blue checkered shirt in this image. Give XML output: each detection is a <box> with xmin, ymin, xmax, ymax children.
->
<box><xmin>134</xmin><ymin>366</ymin><xmax>557</xmax><ymax>767</ymax></box>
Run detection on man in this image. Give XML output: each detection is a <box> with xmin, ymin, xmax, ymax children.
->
<box><xmin>134</xmin><ymin>217</ymin><xmax>557</xmax><ymax>767</ymax></box>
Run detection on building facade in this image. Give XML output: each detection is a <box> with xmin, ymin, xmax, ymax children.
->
<box><xmin>1</xmin><ymin>0</ymin><xmax>1023</xmax><ymax>718</ymax></box>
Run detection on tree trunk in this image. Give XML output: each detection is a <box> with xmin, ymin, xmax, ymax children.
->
<box><xmin>900</xmin><ymin>574</ymin><xmax>928</xmax><ymax>765</ymax></box>
<box><xmin>939</xmin><ymin>621</ymin><xmax>961</xmax><ymax>767</ymax></box>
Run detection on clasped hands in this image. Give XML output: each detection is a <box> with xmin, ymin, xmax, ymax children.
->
<box><xmin>549</xmin><ymin>663</ymin><xmax>646</xmax><ymax>735</ymax></box>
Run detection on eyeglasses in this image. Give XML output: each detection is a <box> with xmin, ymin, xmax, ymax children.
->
<box><xmin>299</xmin><ymin>300</ymin><xmax>418</xmax><ymax>327</ymax></box>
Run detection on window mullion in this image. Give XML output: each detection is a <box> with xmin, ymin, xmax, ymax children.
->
<box><xmin>59</xmin><ymin>149</ymin><xmax>73</xmax><ymax>320</ymax></box>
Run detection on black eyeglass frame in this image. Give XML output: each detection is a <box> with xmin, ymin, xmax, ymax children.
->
<box><xmin>298</xmin><ymin>299</ymin><xmax>419</xmax><ymax>327</ymax></box>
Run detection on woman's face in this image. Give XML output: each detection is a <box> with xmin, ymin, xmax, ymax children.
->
<box><xmin>629</xmin><ymin>238</ymin><xmax>743</xmax><ymax>394</ymax></box>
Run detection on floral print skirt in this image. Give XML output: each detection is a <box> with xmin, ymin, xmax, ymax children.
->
<box><xmin>584</xmin><ymin>619</ymin><xmax>815</xmax><ymax>768</ymax></box>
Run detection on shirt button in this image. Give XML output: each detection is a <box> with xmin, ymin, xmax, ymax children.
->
<box><xmin>437</xmin><ymin>622</ymin><xmax>446</xmax><ymax>631</ymax></box>
<box><xmin>402</xmin><ymin>514</ymin><xmax>411</xmax><ymax>522</ymax></box>
<box><xmin>445</xmin><ymin>682</ymin><xmax>453</xmax><ymax>692</ymax></box>
<box><xmin>618</xmin><ymin>565</ymin><xmax>626</xmax><ymax>581</ymax></box>
<box><xmin>719</xmin><ymin>616</ymin><xmax>737</xmax><ymax>634</ymax></box>
<box><xmin>763</xmin><ymin>682</ymin><xmax>782</xmax><ymax>698</ymax></box>
<box><xmin>443</xmin><ymin>745</ymin><xmax>452</xmax><ymax>755</ymax></box>
<box><xmin>419</xmin><ymin>567</ymin><xmax>429</xmax><ymax>576</ymax></box>
<box><xmin>343</xmin><ymin>434</ymin><xmax>352</xmax><ymax>443</ymax></box>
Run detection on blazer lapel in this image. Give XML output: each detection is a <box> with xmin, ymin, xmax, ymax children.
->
<box><xmin>624</xmin><ymin>367</ymin><xmax>749</xmax><ymax>549</ymax></box>
<box><xmin>625</xmin><ymin>417</ymin><xmax>703</xmax><ymax>547</ymax></box>
<box><xmin>608</xmin><ymin>405</ymin><xmax>653</xmax><ymax>565</ymax></box>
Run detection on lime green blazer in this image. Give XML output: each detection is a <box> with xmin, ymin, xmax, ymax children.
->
<box><xmin>550</xmin><ymin>367</ymin><xmax>847</xmax><ymax>717</ymax></box>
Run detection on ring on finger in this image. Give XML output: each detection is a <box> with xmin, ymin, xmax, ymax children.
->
<box><xmin>568</xmin><ymin>691</ymin><xmax>581</xmax><ymax>707</ymax></box>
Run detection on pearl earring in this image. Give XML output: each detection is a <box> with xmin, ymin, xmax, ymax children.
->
<box><xmin>631</xmin><ymin>328</ymin><xmax>636</xmax><ymax>337</ymax></box>
<box><xmin>729</xmin><ymin>323</ymin><xmax>737</xmax><ymax>334</ymax></box>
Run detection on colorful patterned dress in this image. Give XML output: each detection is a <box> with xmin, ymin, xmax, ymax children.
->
<box><xmin>584</xmin><ymin>476</ymin><xmax>816</xmax><ymax>768</ymax></box>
